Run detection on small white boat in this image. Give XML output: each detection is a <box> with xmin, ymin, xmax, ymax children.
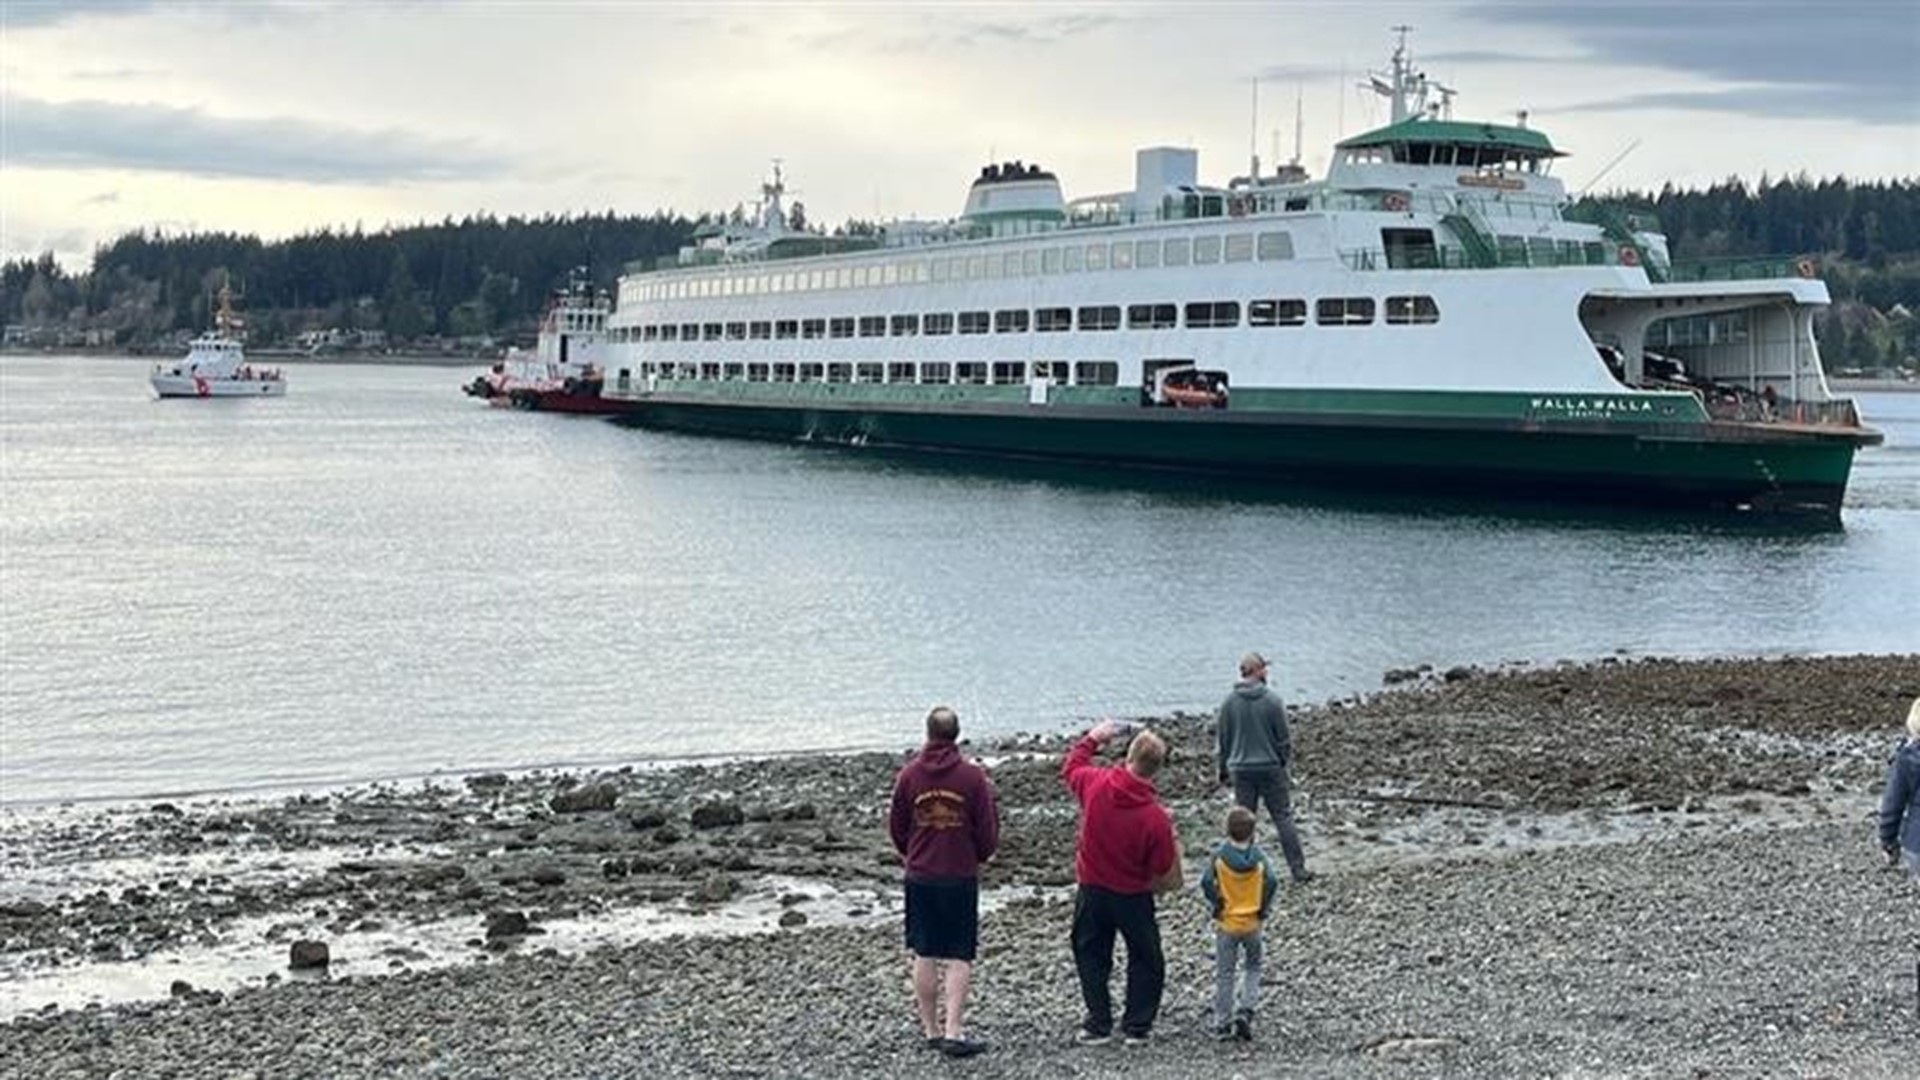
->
<box><xmin>151</xmin><ymin>283</ymin><xmax>285</xmax><ymax>399</ymax></box>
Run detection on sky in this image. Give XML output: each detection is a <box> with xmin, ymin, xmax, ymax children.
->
<box><xmin>2</xmin><ymin>0</ymin><xmax>1916</xmax><ymax>270</ymax></box>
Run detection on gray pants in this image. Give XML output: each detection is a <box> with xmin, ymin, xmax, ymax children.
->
<box><xmin>1213</xmin><ymin>929</ymin><xmax>1262</xmax><ymax>1027</ymax></box>
<box><xmin>1233</xmin><ymin>767</ymin><xmax>1308</xmax><ymax>879</ymax></box>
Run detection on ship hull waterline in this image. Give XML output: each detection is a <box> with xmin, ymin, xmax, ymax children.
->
<box><xmin>603</xmin><ymin>393</ymin><xmax>1864</xmax><ymax>517</ymax></box>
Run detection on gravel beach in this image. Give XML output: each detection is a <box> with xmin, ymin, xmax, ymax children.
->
<box><xmin>4</xmin><ymin>654</ymin><xmax>1917</xmax><ymax>1078</ymax></box>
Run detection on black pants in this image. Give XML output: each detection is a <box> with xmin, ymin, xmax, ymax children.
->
<box><xmin>1070</xmin><ymin>885</ymin><xmax>1164</xmax><ymax>1037</ymax></box>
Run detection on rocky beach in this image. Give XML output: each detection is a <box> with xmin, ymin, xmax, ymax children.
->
<box><xmin>4</xmin><ymin>654</ymin><xmax>1918</xmax><ymax>1078</ymax></box>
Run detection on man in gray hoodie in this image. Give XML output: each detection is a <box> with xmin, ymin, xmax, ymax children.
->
<box><xmin>1216</xmin><ymin>652</ymin><xmax>1312</xmax><ymax>882</ymax></box>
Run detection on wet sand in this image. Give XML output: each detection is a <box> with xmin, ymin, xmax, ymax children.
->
<box><xmin>3</xmin><ymin>654</ymin><xmax>1917</xmax><ymax>1077</ymax></box>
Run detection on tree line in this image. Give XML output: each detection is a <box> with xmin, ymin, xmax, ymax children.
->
<box><xmin>2</xmin><ymin>176</ymin><xmax>1916</xmax><ymax>370</ymax></box>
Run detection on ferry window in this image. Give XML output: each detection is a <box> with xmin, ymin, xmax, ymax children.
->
<box><xmin>880</xmin><ymin>264</ymin><xmax>897</xmax><ymax>286</ymax></box>
<box><xmin>1134</xmin><ymin>240</ymin><xmax>1160</xmax><ymax>268</ymax></box>
<box><xmin>948</xmin><ymin>256</ymin><xmax>965</xmax><ymax>281</ymax></box>
<box><xmin>680</xmin><ymin>323</ymin><xmax>699</xmax><ymax>341</ymax></box>
<box><xmin>992</xmin><ymin>361</ymin><xmax>1027</xmax><ymax>384</ymax></box>
<box><xmin>1315</xmin><ymin>297</ymin><xmax>1375</xmax><ymax>326</ymax></box>
<box><xmin>1257</xmin><ymin>232</ymin><xmax>1294</xmax><ymax>261</ymax></box>
<box><xmin>1022</xmin><ymin>250</ymin><xmax>1040</xmax><ymax>276</ymax></box>
<box><xmin>643</xmin><ymin>325</ymin><xmax>660</xmax><ymax>342</ymax></box>
<box><xmin>800</xmin><ymin>362</ymin><xmax>826</xmax><ymax>382</ymax></box>
<box><xmin>1384</xmin><ymin>296</ymin><xmax>1440</xmax><ymax>325</ymax></box>
<box><xmin>1193</xmin><ymin>235</ymin><xmax>1223</xmax><ymax>264</ymax></box>
<box><xmin>1078</xmin><ymin>305</ymin><xmax>1121</xmax><ymax>331</ymax></box>
<box><xmin>887</xmin><ymin>362</ymin><xmax>916</xmax><ymax>383</ymax></box>
<box><xmin>984</xmin><ymin>254</ymin><xmax>1002</xmax><ymax>280</ymax></box>
<box><xmin>891</xmin><ymin>314</ymin><xmax>919</xmax><ymax>336</ymax></box>
<box><xmin>1074</xmin><ymin>361</ymin><xmax>1119</xmax><ymax>386</ymax></box>
<box><xmin>956</xmin><ymin>361</ymin><xmax>989</xmax><ymax>384</ymax></box>
<box><xmin>725</xmin><ymin>322</ymin><xmax>747</xmax><ymax>340</ymax></box>
<box><xmin>806</xmin><ymin>270</ymin><xmax>824</xmax><ymax>290</ymax></box>
<box><xmin>1557</xmin><ymin>240</ymin><xmax>1582</xmax><ymax>266</ymax></box>
<box><xmin>677</xmin><ymin>362</ymin><xmax>699</xmax><ymax>379</ymax></box>
<box><xmin>1583</xmin><ymin>240</ymin><xmax>1607</xmax><ymax>265</ymax></box>
<box><xmin>920</xmin><ymin>361</ymin><xmax>952</xmax><ymax>384</ymax></box>
<box><xmin>931</xmin><ymin>258</ymin><xmax>950</xmax><ymax>283</ymax></box>
<box><xmin>1035</xmin><ymin>307</ymin><xmax>1073</xmax><ymax>332</ymax></box>
<box><xmin>660</xmin><ymin>325</ymin><xmax>679</xmax><ymax>341</ymax></box>
<box><xmin>703</xmin><ymin>323</ymin><xmax>723</xmax><ymax>341</ymax></box>
<box><xmin>832</xmin><ymin>268</ymin><xmax>849</xmax><ymax>289</ymax></box>
<box><xmin>852</xmin><ymin>267</ymin><xmax>871</xmax><ymax>288</ymax></box>
<box><xmin>700</xmin><ymin>362</ymin><xmax>722</xmax><ymax>380</ymax></box>
<box><xmin>966</xmin><ymin>256</ymin><xmax>985</xmax><ymax>279</ymax></box>
<box><xmin>1086</xmin><ymin>244</ymin><xmax>1107</xmax><ymax>271</ymax></box>
<box><xmin>824</xmin><ymin>363</ymin><xmax>850</xmax><ymax>383</ymax></box>
<box><xmin>1111</xmin><ymin>242</ymin><xmax>1133</xmax><ymax>270</ymax></box>
<box><xmin>924</xmin><ymin>312</ymin><xmax>955</xmax><ymax>336</ymax></box>
<box><xmin>773</xmin><ymin>363</ymin><xmax>796</xmax><ymax>382</ymax></box>
<box><xmin>858</xmin><ymin>316</ymin><xmax>886</xmax><ymax>338</ymax></box>
<box><xmin>802</xmin><ymin>318</ymin><xmax>826</xmax><ymax>340</ymax></box>
<box><xmin>1249</xmin><ymin>299</ymin><xmax>1308</xmax><ymax>327</ymax></box>
<box><xmin>1185</xmin><ymin>301</ymin><xmax>1240</xmax><ymax>329</ymax></box>
<box><xmin>1003</xmin><ymin>252</ymin><xmax>1023</xmax><ymax>277</ymax></box>
<box><xmin>994</xmin><ymin>309</ymin><xmax>1030</xmax><ymax>333</ymax></box>
<box><xmin>959</xmin><ymin>310</ymin><xmax>990</xmax><ymax>335</ymax></box>
<box><xmin>723</xmin><ymin>363</ymin><xmax>745</xmax><ymax>380</ymax></box>
<box><xmin>1497</xmin><ymin>236</ymin><xmax>1527</xmax><ymax>265</ymax></box>
<box><xmin>1128</xmin><ymin>303</ymin><xmax>1177</xmax><ymax>329</ymax></box>
<box><xmin>1223</xmin><ymin>235</ymin><xmax>1255</xmax><ymax>263</ymax></box>
<box><xmin>1042</xmin><ymin>248</ymin><xmax>1063</xmax><ymax>274</ymax></box>
<box><xmin>775</xmin><ymin>319</ymin><xmax>799</xmax><ymax>340</ymax></box>
<box><xmin>1033</xmin><ymin>360</ymin><xmax>1069</xmax><ymax>381</ymax></box>
<box><xmin>748</xmin><ymin>363</ymin><xmax>770</xmax><ymax>382</ymax></box>
<box><xmin>856</xmin><ymin>362</ymin><xmax>884</xmax><ymax>383</ymax></box>
<box><xmin>1163</xmin><ymin>237</ymin><xmax>1191</xmax><ymax>266</ymax></box>
<box><xmin>829</xmin><ymin>317</ymin><xmax>855</xmax><ymax>339</ymax></box>
<box><xmin>1063</xmin><ymin>246</ymin><xmax>1085</xmax><ymax>272</ymax></box>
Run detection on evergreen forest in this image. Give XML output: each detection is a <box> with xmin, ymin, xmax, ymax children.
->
<box><xmin>3</xmin><ymin>176</ymin><xmax>1916</xmax><ymax>373</ymax></box>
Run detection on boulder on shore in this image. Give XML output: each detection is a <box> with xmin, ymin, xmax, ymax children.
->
<box><xmin>288</xmin><ymin>940</ymin><xmax>330</xmax><ymax>970</ymax></box>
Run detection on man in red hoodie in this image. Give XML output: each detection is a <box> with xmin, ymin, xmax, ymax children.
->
<box><xmin>888</xmin><ymin>706</ymin><xmax>1000</xmax><ymax>1059</ymax></box>
<box><xmin>1062</xmin><ymin>718</ymin><xmax>1181</xmax><ymax>1046</ymax></box>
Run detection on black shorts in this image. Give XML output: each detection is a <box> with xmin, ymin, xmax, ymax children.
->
<box><xmin>904</xmin><ymin>877</ymin><xmax>980</xmax><ymax>962</ymax></box>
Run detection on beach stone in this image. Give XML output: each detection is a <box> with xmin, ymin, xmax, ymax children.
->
<box><xmin>168</xmin><ymin>979</ymin><xmax>193</xmax><ymax>998</ymax></box>
<box><xmin>693</xmin><ymin>873</ymin><xmax>735</xmax><ymax>904</ymax></box>
<box><xmin>778</xmin><ymin>910</ymin><xmax>807</xmax><ymax>928</ymax></box>
<box><xmin>626</xmin><ymin>806</ymin><xmax>668</xmax><ymax>829</ymax></box>
<box><xmin>484</xmin><ymin>911</ymin><xmax>531</xmax><ymax>940</ymax></box>
<box><xmin>1444</xmin><ymin>665</ymin><xmax>1476</xmax><ymax>683</ymax></box>
<box><xmin>775</xmin><ymin>802</ymin><xmax>818</xmax><ymax>821</ymax></box>
<box><xmin>530</xmin><ymin>865</ymin><xmax>567</xmax><ymax>887</ymax></box>
<box><xmin>1384</xmin><ymin>667</ymin><xmax>1422</xmax><ymax>685</ymax></box>
<box><xmin>0</xmin><ymin>900</ymin><xmax>50</xmax><ymax>918</ymax></box>
<box><xmin>691</xmin><ymin>801</ymin><xmax>745</xmax><ymax>830</ymax></box>
<box><xmin>551</xmin><ymin>782</ymin><xmax>619</xmax><ymax>814</ymax></box>
<box><xmin>409</xmin><ymin>863</ymin><xmax>467</xmax><ymax>888</ymax></box>
<box><xmin>287</xmin><ymin>940</ymin><xmax>330</xmax><ymax>970</ymax></box>
<box><xmin>466</xmin><ymin>772</ymin><xmax>509</xmax><ymax>791</ymax></box>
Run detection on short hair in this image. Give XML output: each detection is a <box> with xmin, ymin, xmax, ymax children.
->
<box><xmin>926</xmin><ymin>706</ymin><xmax>960</xmax><ymax>743</ymax></box>
<box><xmin>1225</xmin><ymin>805</ymin><xmax>1256</xmax><ymax>843</ymax></box>
<box><xmin>1126</xmin><ymin>729</ymin><xmax>1167</xmax><ymax>778</ymax></box>
<box><xmin>1239</xmin><ymin>652</ymin><xmax>1269</xmax><ymax>678</ymax></box>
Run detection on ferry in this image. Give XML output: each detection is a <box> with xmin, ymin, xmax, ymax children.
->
<box><xmin>597</xmin><ymin>32</ymin><xmax>1880</xmax><ymax>516</ymax></box>
<box><xmin>151</xmin><ymin>282</ymin><xmax>285</xmax><ymax>398</ymax></box>
<box><xmin>464</xmin><ymin>275</ymin><xmax>621</xmax><ymax>413</ymax></box>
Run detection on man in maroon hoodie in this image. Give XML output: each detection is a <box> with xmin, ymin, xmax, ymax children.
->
<box><xmin>1062</xmin><ymin>718</ymin><xmax>1181</xmax><ymax>1045</ymax></box>
<box><xmin>888</xmin><ymin>706</ymin><xmax>1000</xmax><ymax>1059</ymax></box>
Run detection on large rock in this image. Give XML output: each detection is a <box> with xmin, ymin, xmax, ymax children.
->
<box><xmin>690</xmin><ymin>801</ymin><xmax>745</xmax><ymax>830</ymax></box>
<box><xmin>484</xmin><ymin>910</ymin><xmax>531</xmax><ymax>940</ymax></box>
<box><xmin>288</xmin><ymin>940</ymin><xmax>330</xmax><ymax>970</ymax></box>
<box><xmin>693</xmin><ymin>873</ymin><xmax>736</xmax><ymax>904</ymax></box>
<box><xmin>550</xmin><ymin>781</ymin><xmax>619</xmax><ymax>814</ymax></box>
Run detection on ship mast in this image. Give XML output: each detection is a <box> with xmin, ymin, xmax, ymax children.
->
<box><xmin>1366</xmin><ymin>25</ymin><xmax>1455</xmax><ymax>124</ymax></box>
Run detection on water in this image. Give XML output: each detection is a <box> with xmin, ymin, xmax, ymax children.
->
<box><xmin>3</xmin><ymin>357</ymin><xmax>1916</xmax><ymax>805</ymax></box>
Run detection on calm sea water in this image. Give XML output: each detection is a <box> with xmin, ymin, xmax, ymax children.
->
<box><xmin>3</xmin><ymin>357</ymin><xmax>1916</xmax><ymax>804</ymax></box>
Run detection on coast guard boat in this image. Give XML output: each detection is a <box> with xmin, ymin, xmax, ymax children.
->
<box><xmin>464</xmin><ymin>276</ymin><xmax>622</xmax><ymax>414</ymax></box>
<box><xmin>596</xmin><ymin>30</ymin><xmax>1880</xmax><ymax>517</ymax></box>
<box><xmin>150</xmin><ymin>283</ymin><xmax>285</xmax><ymax>398</ymax></box>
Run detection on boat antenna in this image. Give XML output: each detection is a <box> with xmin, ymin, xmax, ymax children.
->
<box><xmin>1576</xmin><ymin>139</ymin><xmax>1642</xmax><ymax>198</ymax></box>
<box><xmin>1292</xmin><ymin>86</ymin><xmax>1304</xmax><ymax>167</ymax></box>
<box><xmin>1248</xmin><ymin>76</ymin><xmax>1261</xmax><ymax>182</ymax></box>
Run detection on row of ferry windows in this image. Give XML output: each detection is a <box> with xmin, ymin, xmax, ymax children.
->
<box><xmin>642</xmin><ymin>359</ymin><xmax>1123</xmax><ymax>386</ymax></box>
<box><xmin>637</xmin><ymin>232</ymin><xmax>1298</xmax><ymax>302</ymax></box>
<box><xmin>616</xmin><ymin>295</ymin><xmax>1439</xmax><ymax>343</ymax></box>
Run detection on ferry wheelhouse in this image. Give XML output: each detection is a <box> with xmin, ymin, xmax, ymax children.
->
<box><xmin>599</xmin><ymin>34</ymin><xmax>1879</xmax><ymax>516</ymax></box>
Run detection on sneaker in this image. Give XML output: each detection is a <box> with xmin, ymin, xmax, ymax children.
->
<box><xmin>1232</xmin><ymin>1015</ymin><xmax>1253</xmax><ymax>1042</ymax></box>
<box><xmin>1292</xmin><ymin>869</ymin><xmax>1317</xmax><ymax>885</ymax></box>
<box><xmin>923</xmin><ymin>1036</ymin><xmax>944</xmax><ymax>1051</ymax></box>
<box><xmin>1123</xmin><ymin>1032</ymin><xmax>1151</xmax><ymax>1047</ymax></box>
<box><xmin>1075</xmin><ymin>1029</ymin><xmax>1112</xmax><ymax>1046</ymax></box>
<box><xmin>1212</xmin><ymin>1023</ymin><xmax>1235</xmax><ymax>1042</ymax></box>
<box><xmin>940</xmin><ymin>1038</ymin><xmax>989</xmax><ymax>1059</ymax></box>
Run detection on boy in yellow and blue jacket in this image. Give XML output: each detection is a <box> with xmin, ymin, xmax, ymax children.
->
<box><xmin>1199</xmin><ymin>805</ymin><xmax>1279</xmax><ymax>1041</ymax></box>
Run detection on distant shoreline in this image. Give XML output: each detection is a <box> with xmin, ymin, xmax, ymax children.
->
<box><xmin>2</xmin><ymin>348</ymin><xmax>488</xmax><ymax>369</ymax></box>
<box><xmin>1832</xmin><ymin>376</ymin><xmax>1920</xmax><ymax>393</ymax></box>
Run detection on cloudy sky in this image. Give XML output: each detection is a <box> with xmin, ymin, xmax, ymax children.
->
<box><xmin>3</xmin><ymin>0</ymin><xmax>1916</xmax><ymax>269</ymax></box>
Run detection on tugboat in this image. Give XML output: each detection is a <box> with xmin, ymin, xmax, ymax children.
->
<box><xmin>464</xmin><ymin>275</ymin><xmax>627</xmax><ymax>415</ymax></box>
<box><xmin>151</xmin><ymin>282</ymin><xmax>285</xmax><ymax>398</ymax></box>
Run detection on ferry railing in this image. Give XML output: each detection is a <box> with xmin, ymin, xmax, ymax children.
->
<box><xmin>1664</xmin><ymin>256</ymin><xmax>1808</xmax><ymax>283</ymax></box>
